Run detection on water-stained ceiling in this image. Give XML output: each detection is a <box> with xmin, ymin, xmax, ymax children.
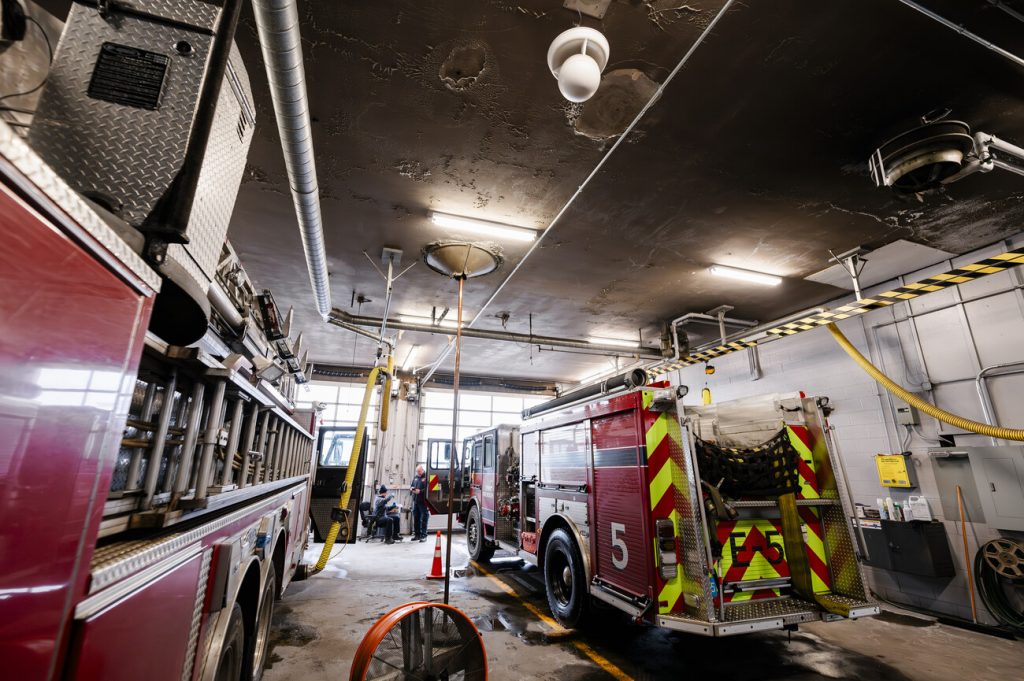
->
<box><xmin>57</xmin><ymin>0</ymin><xmax>1024</xmax><ymax>383</ymax></box>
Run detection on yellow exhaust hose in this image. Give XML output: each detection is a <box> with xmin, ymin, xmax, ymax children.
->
<box><xmin>315</xmin><ymin>365</ymin><xmax>382</xmax><ymax>571</ymax></box>
<box><xmin>826</xmin><ymin>323</ymin><xmax>1024</xmax><ymax>442</ymax></box>
<box><xmin>379</xmin><ymin>354</ymin><xmax>394</xmax><ymax>432</ymax></box>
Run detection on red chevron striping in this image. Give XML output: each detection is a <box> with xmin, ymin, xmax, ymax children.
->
<box><xmin>646</xmin><ymin>432</ymin><xmax>671</xmax><ymax>473</ymax></box>
<box><xmin>797</xmin><ymin>458</ymin><xmax>820</xmax><ymax>497</ymax></box>
<box><xmin>798</xmin><ymin>507</ymin><xmax>832</xmax><ymax>588</ymax></box>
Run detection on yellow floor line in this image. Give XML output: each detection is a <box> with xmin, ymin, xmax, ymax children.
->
<box><xmin>471</xmin><ymin>561</ymin><xmax>634</xmax><ymax>681</ymax></box>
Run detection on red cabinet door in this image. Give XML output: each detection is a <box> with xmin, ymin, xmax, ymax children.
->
<box><xmin>0</xmin><ymin>177</ymin><xmax>152</xmax><ymax>679</ymax></box>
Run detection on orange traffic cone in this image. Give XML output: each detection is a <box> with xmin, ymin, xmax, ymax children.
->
<box><xmin>426</xmin><ymin>531</ymin><xmax>445</xmax><ymax>580</ymax></box>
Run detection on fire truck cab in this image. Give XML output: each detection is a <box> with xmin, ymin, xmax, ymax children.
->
<box><xmin>432</xmin><ymin>383</ymin><xmax>879</xmax><ymax>635</ymax></box>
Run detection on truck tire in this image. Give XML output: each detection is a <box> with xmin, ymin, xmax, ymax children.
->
<box><xmin>215</xmin><ymin>603</ymin><xmax>245</xmax><ymax>681</ymax></box>
<box><xmin>250</xmin><ymin>564</ymin><xmax>277</xmax><ymax>681</ymax></box>
<box><xmin>467</xmin><ymin>505</ymin><xmax>494</xmax><ymax>562</ymax></box>
<box><xmin>543</xmin><ymin>528</ymin><xmax>589</xmax><ymax>628</ymax></box>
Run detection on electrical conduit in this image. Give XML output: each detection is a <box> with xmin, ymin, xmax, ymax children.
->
<box><xmin>826</xmin><ymin>323</ymin><xmax>1024</xmax><ymax>441</ymax></box>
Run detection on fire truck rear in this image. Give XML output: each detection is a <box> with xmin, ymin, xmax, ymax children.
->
<box><xmin>429</xmin><ymin>374</ymin><xmax>878</xmax><ymax>635</ymax></box>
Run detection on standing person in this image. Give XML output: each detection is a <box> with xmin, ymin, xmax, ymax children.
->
<box><xmin>372</xmin><ymin>485</ymin><xmax>400</xmax><ymax>544</ymax></box>
<box><xmin>410</xmin><ymin>464</ymin><xmax>430</xmax><ymax>542</ymax></box>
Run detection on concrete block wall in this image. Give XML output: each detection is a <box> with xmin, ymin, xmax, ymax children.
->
<box><xmin>673</xmin><ymin>234</ymin><xmax>1024</xmax><ymax>625</ymax></box>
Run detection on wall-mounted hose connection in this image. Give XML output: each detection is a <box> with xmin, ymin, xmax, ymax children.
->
<box><xmin>826</xmin><ymin>323</ymin><xmax>1024</xmax><ymax>442</ymax></box>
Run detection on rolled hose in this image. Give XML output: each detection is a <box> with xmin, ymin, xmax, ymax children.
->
<box><xmin>974</xmin><ymin>541</ymin><xmax>1024</xmax><ymax>633</ymax></box>
<box><xmin>826</xmin><ymin>323</ymin><xmax>1024</xmax><ymax>441</ymax></box>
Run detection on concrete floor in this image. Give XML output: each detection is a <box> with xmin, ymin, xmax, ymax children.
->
<box><xmin>266</xmin><ymin>532</ymin><xmax>1024</xmax><ymax>681</ymax></box>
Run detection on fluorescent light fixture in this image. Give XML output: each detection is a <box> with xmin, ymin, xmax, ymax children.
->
<box><xmin>709</xmin><ymin>264</ymin><xmax>782</xmax><ymax>286</ymax></box>
<box><xmin>399</xmin><ymin>314</ymin><xmax>459</xmax><ymax>330</ymax></box>
<box><xmin>586</xmin><ymin>336</ymin><xmax>640</xmax><ymax>348</ymax></box>
<box><xmin>430</xmin><ymin>211</ymin><xmax>538</xmax><ymax>243</ymax></box>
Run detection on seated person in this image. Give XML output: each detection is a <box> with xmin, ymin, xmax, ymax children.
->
<box><xmin>372</xmin><ymin>485</ymin><xmax>401</xmax><ymax>544</ymax></box>
<box><xmin>386</xmin><ymin>500</ymin><xmax>403</xmax><ymax>533</ymax></box>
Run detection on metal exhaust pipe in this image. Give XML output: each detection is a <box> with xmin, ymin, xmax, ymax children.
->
<box><xmin>326</xmin><ymin>308</ymin><xmax>663</xmax><ymax>360</ymax></box>
<box><xmin>252</xmin><ymin>0</ymin><xmax>331</xmax><ymax>319</ymax></box>
<box><xmin>522</xmin><ymin>368</ymin><xmax>649</xmax><ymax>419</ymax></box>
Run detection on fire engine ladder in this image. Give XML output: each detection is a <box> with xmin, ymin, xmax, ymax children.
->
<box><xmin>102</xmin><ymin>334</ymin><xmax>316</xmax><ymax>535</ymax></box>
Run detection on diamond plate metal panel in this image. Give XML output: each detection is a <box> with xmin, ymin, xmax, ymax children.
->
<box><xmin>29</xmin><ymin>3</ymin><xmax>214</xmax><ymax>227</ymax></box>
<box><xmin>170</xmin><ymin>44</ymin><xmax>254</xmax><ymax>282</ymax></box>
<box><xmin>116</xmin><ymin>0</ymin><xmax>222</xmax><ymax>29</ymax></box>
<box><xmin>0</xmin><ymin>121</ymin><xmax>160</xmax><ymax>291</ymax></box>
<box><xmin>723</xmin><ymin>597</ymin><xmax>819</xmax><ymax>622</ymax></box>
<box><xmin>677</xmin><ymin>428</ymin><xmax>717</xmax><ymax>621</ymax></box>
<box><xmin>27</xmin><ymin>0</ymin><xmax>253</xmax><ymax>294</ymax></box>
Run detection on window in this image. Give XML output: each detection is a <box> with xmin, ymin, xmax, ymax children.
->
<box><xmin>483</xmin><ymin>435</ymin><xmax>495</xmax><ymax>468</ymax></box>
<box><xmin>295</xmin><ymin>379</ymin><xmax>381</xmax><ymax>466</ymax></box>
<box><xmin>417</xmin><ymin>388</ymin><xmax>550</xmax><ymax>466</ymax></box>
<box><xmin>472</xmin><ymin>440</ymin><xmax>483</xmax><ymax>470</ymax></box>
<box><xmin>320</xmin><ymin>431</ymin><xmax>355</xmax><ymax>467</ymax></box>
<box><xmin>429</xmin><ymin>440</ymin><xmax>451</xmax><ymax>471</ymax></box>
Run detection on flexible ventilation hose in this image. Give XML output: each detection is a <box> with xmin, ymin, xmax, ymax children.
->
<box><xmin>379</xmin><ymin>354</ymin><xmax>394</xmax><ymax>432</ymax></box>
<box><xmin>315</xmin><ymin>366</ymin><xmax>381</xmax><ymax>571</ymax></box>
<box><xmin>826</xmin><ymin>323</ymin><xmax>1024</xmax><ymax>442</ymax></box>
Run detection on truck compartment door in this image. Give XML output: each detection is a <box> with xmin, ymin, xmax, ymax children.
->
<box><xmin>69</xmin><ymin>551</ymin><xmax>207</xmax><ymax>681</ymax></box>
<box><xmin>590</xmin><ymin>413</ymin><xmax>653</xmax><ymax>600</ymax></box>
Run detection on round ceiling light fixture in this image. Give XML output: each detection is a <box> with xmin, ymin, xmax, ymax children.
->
<box><xmin>547</xmin><ymin>26</ymin><xmax>609</xmax><ymax>103</ymax></box>
<box><xmin>422</xmin><ymin>240</ymin><xmax>503</xmax><ymax>280</ymax></box>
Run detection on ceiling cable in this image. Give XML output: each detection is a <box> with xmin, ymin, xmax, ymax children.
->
<box><xmin>895</xmin><ymin>0</ymin><xmax>1024</xmax><ymax>70</ymax></box>
<box><xmin>417</xmin><ymin>0</ymin><xmax>739</xmax><ymax>382</ymax></box>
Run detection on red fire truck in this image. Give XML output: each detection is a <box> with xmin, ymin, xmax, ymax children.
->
<box><xmin>428</xmin><ymin>374</ymin><xmax>878</xmax><ymax>635</ymax></box>
<box><xmin>1</xmin><ymin>125</ymin><xmax>318</xmax><ymax>680</ymax></box>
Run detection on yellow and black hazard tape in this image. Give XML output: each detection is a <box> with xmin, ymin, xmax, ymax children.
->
<box><xmin>656</xmin><ymin>247</ymin><xmax>1024</xmax><ymax>373</ymax></box>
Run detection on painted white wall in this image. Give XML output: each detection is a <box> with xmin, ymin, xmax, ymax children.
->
<box><xmin>673</xmin><ymin>235</ymin><xmax>1024</xmax><ymax>624</ymax></box>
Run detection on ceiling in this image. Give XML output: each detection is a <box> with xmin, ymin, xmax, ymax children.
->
<box><xmin>41</xmin><ymin>0</ymin><xmax>1024</xmax><ymax>383</ymax></box>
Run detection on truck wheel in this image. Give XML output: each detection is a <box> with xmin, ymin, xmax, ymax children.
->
<box><xmin>250</xmin><ymin>564</ymin><xmax>277</xmax><ymax>681</ymax></box>
<box><xmin>544</xmin><ymin>528</ymin><xmax>589</xmax><ymax>628</ymax></box>
<box><xmin>467</xmin><ymin>505</ymin><xmax>494</xmax><ymax>562</ymax></box>
<box><xmin>215</xmin><ymin>603</ymin><xmax>245</xmax><ymax>681</ymax></box>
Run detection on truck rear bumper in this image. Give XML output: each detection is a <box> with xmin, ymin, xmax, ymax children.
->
<box><xmin>656</xmin><ymin>598</ymin><xmax>880</xmax><ymax>637</ymax></box>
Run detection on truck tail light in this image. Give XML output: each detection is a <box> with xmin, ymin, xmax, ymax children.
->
<box><xmin>656</xmin><ymin>518</ymin><xmax>678</xmax><ymax>580</ymax></box>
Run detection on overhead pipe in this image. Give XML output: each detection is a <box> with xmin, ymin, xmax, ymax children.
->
<box><xmin>669</xmin><ymin>311</ymin><xmax>757</xmax><ymax>363</ymax></box>
<box><xmin>895</xmin><ymin>0</ymin><xmax>1024</xmax><ymax>71</ymax></box>
<box><xmin>327</xmin><ymin>308</ymin><xmax>662</xmax><ymax>360</ymax></box>
<box><xmin>208</xmin><ymin>281</ymin><xmax>244</xmax><ymax>329</ymax></box>
<box><xmin>522</xmin><ymin>368</ymin><xmax>649</xmax><ymax>419</ymax></box>
<box><xmin>252</xmin><ymin>0</ymin><xmax>331</xmax><ymax>319</ymax></box>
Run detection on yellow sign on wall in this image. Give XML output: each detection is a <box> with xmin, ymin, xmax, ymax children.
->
<box><xmin>876</xmin><ymin>454</ymin><xmax>912</xmax><ymax>488</ymax></box>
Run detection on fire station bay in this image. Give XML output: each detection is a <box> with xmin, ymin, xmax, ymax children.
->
<box><xmin>8</xmin><ymin>2</ymin><xmax>1024</xmax><ymax>681</ymax></box>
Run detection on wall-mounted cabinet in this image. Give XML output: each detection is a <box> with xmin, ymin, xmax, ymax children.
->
<box><xmin>862</xmin><ymin>520</ymin><xmax>955</xmax><ymax>578</ymax></box>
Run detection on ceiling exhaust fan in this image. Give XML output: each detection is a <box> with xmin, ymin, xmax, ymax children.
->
<box><xmin>869</xmin><ymin>118</ymin><xmax>1024</xmax><ymax>194</ymax></box>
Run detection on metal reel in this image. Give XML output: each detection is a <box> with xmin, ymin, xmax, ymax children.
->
<box><xmin>350</xmin><ymin>601</ymin><xmax>487</xmax><ymax>681</ymax></box>
<box><xmin>982</xmin><ymin>538</ymin><xmax>1024</xmax><ymax>580</ymax></box>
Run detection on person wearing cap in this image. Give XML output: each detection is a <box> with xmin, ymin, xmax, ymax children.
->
<box><xmin>372</xmin><ymin>484</ymin><xmax>401</xmax><ymax>544</ymax></box>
